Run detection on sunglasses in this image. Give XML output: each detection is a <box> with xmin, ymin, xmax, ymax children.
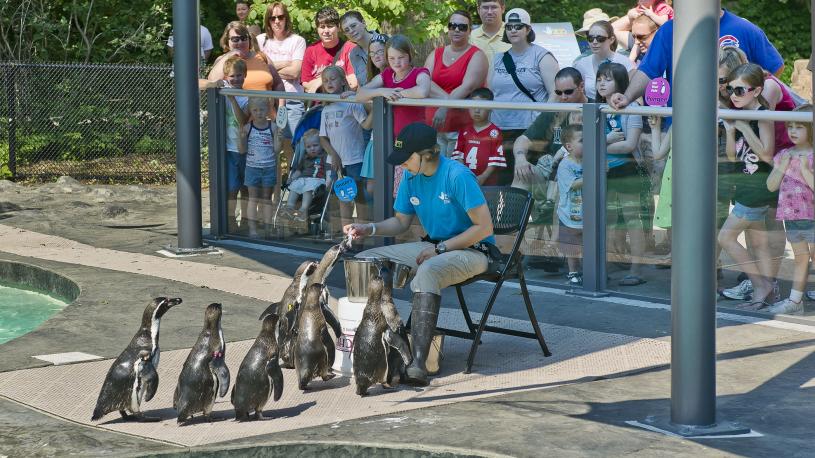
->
<box><xmin>447</xmin><ymin>22</ymin><xmax>469</xmax><ymax>32</ymax></box>
<box><xmin>718</xmin><ymin>77</ymin><xmax>728</xmax><ymax>85</ymax></box>
<box><xmin>554</xmin><ymin>88</ymin><xmax>577</xmax><ymax>96</ymax></box>
<box><xmin>270</xmin><ymin>14</ymin><xmax>285</xmax><ymax>22</ymax></box>
<box><xmin>229</xmin><ymin>35</ymin><xmax>250</xmax><ymax>43</ymax></box>
<box><xmin>726</xmin><ymin>85</ymin><xmax>756</xmax><ymax>97</ymax></box>
<box><xmin>505</xmin><ymin>23</ymin><xmax>526</xmax><ymax>32</ymax></box>
<box><xmin>587</xmin><ymin>35</ymin><xmax>609</xmax><ymax>43</ymax></box>
<box><xmin>632</xmin><ymin>32</ymin><xmax>653</xmax><ymax>41</ymax></box>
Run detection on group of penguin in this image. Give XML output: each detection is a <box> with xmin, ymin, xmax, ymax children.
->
<box><xmin>91</xmin><ymin>239</ymin><xmax>414</xmax><ymax>424</ymax></box>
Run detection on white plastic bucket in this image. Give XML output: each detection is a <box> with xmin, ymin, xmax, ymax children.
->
<box><xmin>332</xmin><ymin>296</ymin><xmax>365</xmax><ymax>376</ymax></box>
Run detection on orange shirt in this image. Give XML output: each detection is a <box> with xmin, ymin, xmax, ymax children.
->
<box><xmin>243</xmin><ymin>53</ymin><xmax>274</xmax><ymax>91</ymax></box>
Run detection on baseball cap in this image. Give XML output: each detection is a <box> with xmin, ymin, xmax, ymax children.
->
<box><xmin>505</xmin><ymin>8</ymin><xmax>531</xmax><ymax>27</ymax></box>
<box><xmin>387</xmin><ymin>123</ymin><xmax>438</xmax><ymax>165</ymax></box>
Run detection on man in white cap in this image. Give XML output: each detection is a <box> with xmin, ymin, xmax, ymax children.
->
<box><xmin>470</xmin><ymin>0</ymin><xmax>511</xmax><ymax>68</ymax></box>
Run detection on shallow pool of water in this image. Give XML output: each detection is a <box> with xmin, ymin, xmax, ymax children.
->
<box><xmin>0</xmin><ymin>284</ymin><xmax>67</xmax><ymax>344</ymax></box>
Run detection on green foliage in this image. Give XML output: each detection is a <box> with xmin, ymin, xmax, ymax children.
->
<box><xmin>0</xmin><ymin>0</ymin><xmax>172</xmax><ymax>63</ymax></box>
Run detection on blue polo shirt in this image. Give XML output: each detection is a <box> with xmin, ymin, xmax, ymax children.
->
<box><xmin>395</xmin><ymin>156</ymin><xmax>496</xmax><ymax>245</ymax></box>
<box><xmin>639</xmin><ymin>9</ymin><xmax>784</xmax><ymax>108</ymax></box>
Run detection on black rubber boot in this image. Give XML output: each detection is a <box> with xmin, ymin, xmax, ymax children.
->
<box><xmin>405</xmin><ymin>292</ymin><xmax>441</xmax><ymax>387</ymax></box>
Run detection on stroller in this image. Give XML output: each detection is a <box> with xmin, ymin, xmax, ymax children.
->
<box><xmin>272</xmin><ymin>105</ymin><xmax>333</xmax><ymax>237</ymax></box>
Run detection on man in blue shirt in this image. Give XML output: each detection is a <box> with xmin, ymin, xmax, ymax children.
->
<box><xmin>609</xmin><ymin>9</ymin><xmax>784</xmax><ymax>110</ymax></box>
<box><xmin>345</xmin><ymin>122</ymin><xmax>495</xmax><ymax>386</ymax></box>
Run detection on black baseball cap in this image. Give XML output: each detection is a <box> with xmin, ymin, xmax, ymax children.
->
<box><xmin>387</xmin><ymin>122</ymin><xmax>438</xmax><ymax>165</ymax></box>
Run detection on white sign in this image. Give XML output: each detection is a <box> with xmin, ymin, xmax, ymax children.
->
<box><xmin>531</xmin><ymin>22</ymin><xmax>582</xmax><ymax>68</ymax></box>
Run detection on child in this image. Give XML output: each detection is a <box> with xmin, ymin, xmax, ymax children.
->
<box><xmin>360</xmin><ymin>36</ymin><xmax>390</xmax><ymax>202</ymax></box>
<box><xmin>221</xmin><ymin>56</ymin><xmax>249</xmax><ymax>233</ymax></box>
<box><xmin>557</xmin><ymin>124</ymin><xmax>584</xmax><ymax>286</ymax></box>
<box><xmin>613</xmin><ymin>0</ymin><xmax>673</xmax><ymax>34</ymax></box>
<box><xmin>241</xmin><ymin>97</ymin><xmax>282</xmax><ymax>238</ymax></box>
<box><xmin>319</xmin><ymin>65</ymin><xmax>372</xmax><ymax>230</ymax></box>
<box><xmin>718</xmin><ymin>63</ymin><xmax>777</xmax><ymax>309</ymax></box>
<box><xmin>766</xmin><ymin>104</ymin><xmax>813</xmax><ymax>315</ymax></box>
<box><xmin>356</xmin><ymin>34</ymin><xmax>431</xmax><ymax>196</ymax></box>
<box><xmin>450</xmin><ymin>88</ymin><xmax>506</xmax><ymax>186</ymax></box>
<box><xmin>650</xmin><ymin>116</ymin><xmax>672</xmax><ymax>253</ymax></box>
<box><xmin>285</xmin><ymin>129</ymin><xmax>327</xmax><ymax>221</ymax></box>
<box><xmin>595</xmin><ymin>62</ymin><xmax>647</xmax><ymax>286</ymax></box>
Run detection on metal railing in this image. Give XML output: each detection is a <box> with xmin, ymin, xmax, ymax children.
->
<box><xmin>1</xmin><ymin>62</ymin><xmax>206</xmax><ymax>183</ymax></box>
<box><xmin>209</xmin><ymin>87</ymin><xmax>812</xmax><ymax>297</ymax></box>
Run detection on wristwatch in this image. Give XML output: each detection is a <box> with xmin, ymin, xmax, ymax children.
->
<box><xmin>434</xmin><ymin>242</ymin><xmax>448</xmax><ymax>255</ymax></box>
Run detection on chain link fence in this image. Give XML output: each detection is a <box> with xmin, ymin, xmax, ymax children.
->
<box><xmin>0</xmin><ymin>62</ymin><xmax>209</xmax><ymax>183</ymax></box>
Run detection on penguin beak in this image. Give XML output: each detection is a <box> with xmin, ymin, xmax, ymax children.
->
<box><xmin>167</xmin><ymin>297</ymin><xmax>183</xmax><ymax>307</ymax></box>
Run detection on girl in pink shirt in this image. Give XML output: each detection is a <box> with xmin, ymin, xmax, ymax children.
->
<box><xmin>766</xmin><ymin>105</ymin><xmax>814</xmax><ymax>315</ymax></box>
<box><xmin>356</xmin><ymin>34</ymin><xmax>431</xmax><ymax>195</ymax></box>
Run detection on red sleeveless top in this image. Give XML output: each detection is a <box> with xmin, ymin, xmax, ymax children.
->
<box><xmin>382</xmin><ymin>66</ymin><xmax>431</xmax><ymax>136</ymax></box>
<box><xmin>425</xmin><ymin>45</ymin><xmax>481</xmax><ymax>132</ymax></box>
<box><xmin>767</xmin><ymin>74</ymin><xmax>795</xmax><ymax>153</ymax></box>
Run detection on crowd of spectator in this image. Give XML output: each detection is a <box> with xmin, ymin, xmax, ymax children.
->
<box><xmin>182</xmin><ymin>1</ymin><xmax>812</xmax><ymax>314</ymax></box>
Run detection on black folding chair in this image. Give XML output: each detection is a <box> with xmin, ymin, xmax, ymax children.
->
<box><xmin>440</xmin><ymin>186</ymin><xmax>553</xmax><ymax>373</ymax></box>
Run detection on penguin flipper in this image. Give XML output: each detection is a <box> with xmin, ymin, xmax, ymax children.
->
<box><xmin>259</xmin><ymin>302</ymin><xmax>281</xmax><ymax>320</ymax></box>
<box><xmin>266</xmin><ymin>358</ymin><xmax>284</xmax><ymax>402</ymax></box>
<box><xmin>322</xmin><ymin>303</ymin><xmax>342</xmax><ymax>339</ymax></box>
<box><xmin>140</xmin><ymin>363</ymin><xmax>159</xmax><ymax>404</ymax></box>
<box><xmin>384</xmin><ymin>329</ymin><xmax>412</xmax><ymax>366</ymax></box>
<box><xmin>210</xmin><ymin>357</ymin><xmax>231</xmax><ymax>398</ymax></box>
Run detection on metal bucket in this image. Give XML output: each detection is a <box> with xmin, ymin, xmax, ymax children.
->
<box><xmin>344</xmin><ymin>257</ymin><xmax>411</xmax><ymax>302</ymax></box>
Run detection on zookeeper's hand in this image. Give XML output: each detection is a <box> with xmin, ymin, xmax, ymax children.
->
<box><xmin>344</xmin><ymin>223</ymin><xmax>372</xmax><ymax>240</ymax></box>
<box><xmin>415</xmin><ymin>246</ymin><xmax>437</xmax><ymax>265</ymax></box>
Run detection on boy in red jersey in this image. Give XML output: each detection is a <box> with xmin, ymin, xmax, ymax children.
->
<box><xmin>451</xmin><ymin>88</ymin><xmax>507</xmax><ymax>185</ymax></box>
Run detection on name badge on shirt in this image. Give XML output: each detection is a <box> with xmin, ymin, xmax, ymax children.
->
<box><xmin>410</xmin><ymin>197</ymin><xmax>420</xmax><ymax>206</ymax></box>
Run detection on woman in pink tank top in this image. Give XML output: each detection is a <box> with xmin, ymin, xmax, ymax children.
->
<box><xmin>357</xmin><ymin>34</ymin><xmax>431</xmax><ymax>194</ymax></box>
<box><xmin>424</xmin><ymin>10</ymin><xmax>488</xmax><ymax>155</ymax></box>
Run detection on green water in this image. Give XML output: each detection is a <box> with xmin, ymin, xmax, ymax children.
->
<box><xmin>0</xmin><ymin>284</ymin><xmax>67</xmax><ymax>344</ymax></box>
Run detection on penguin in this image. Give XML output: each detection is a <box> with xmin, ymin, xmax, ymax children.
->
<box><xmin>92</xmin><ymin>296</ymin><xmax>182</xmax><ymax>421</ymax></box>
<box><xmin>304</xmin><ymin>242</ymin><xmax>348</xmax><ymax>340</ymax></box>
<box><xmin>352</xmin><ymin>273</ymin><xmax>412</xmax><ymax>396</ymax></box>
<box><xmin>259</xmin><ymin>261</ymin><xmax>318</xmax><ymax>369</ymax></box>
<box><xmin>231</xmin><ymin>313</ymin><xmax>284</xmax><ymax>421</ymax></box>
<box><xmin>174</xmin><ymin>303</ymin><xmax>230</xmax><ymax>424</ymax></box>
<box><xmin>293</xmin><ymin>283</ymin><xmax>336</xmax><ymax>390</ymax></box>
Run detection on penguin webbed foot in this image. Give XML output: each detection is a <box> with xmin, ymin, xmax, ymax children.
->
<box><xmin>355</xmin><ymin>384</ymin><xmax>369</xmax><ymax>396</ymax></box>
<box><xmin>119</xmin><ymin>410</ymin><xmax>133</xmax><ymax>421</ymax></box>
<box><xmin>321</xmin><ymin>371</ymin><xmax>336</xmax><ymax>382</ymax></box>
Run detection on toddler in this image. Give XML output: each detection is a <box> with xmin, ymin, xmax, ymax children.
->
<box><xmin>240</xmin><ymin>97</ymin><xmax>282</xmax><ymax>238</ymax></box>
<box><xmin>285</xmin><ymin>129</ymin><xmax>327</xmax><ymax>222</ymax></box>
<box><xmin>451</xmin><ymin>88</ymin><xmax>507</xmax><ymax>186</ymax></box>
<box><xmin>557</xmin><ymin>125</ymin><xmax>584</xmax><ymax>286</ymax></box>
<box><xmin>766</xmin><ymin>104</ymin><xmax>813</xmax><ymax>315</ymax></box>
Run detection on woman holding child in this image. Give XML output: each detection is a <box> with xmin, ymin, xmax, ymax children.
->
<box><xmin>206</xmin><ymin>22</ymin><xmax>285</xmax><ymax>93</ymax></box>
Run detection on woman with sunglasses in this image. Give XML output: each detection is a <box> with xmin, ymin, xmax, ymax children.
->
<box><xmin>717</xmin><ymin>47</ymin><xmax>794</xmax><ymax>304</ymax></box>
<box><xmin>255</xmin><ymin>3</ymin><xmax>307</xmax><ymax>138</ymax></box>
<box><xmin>489</xmin><ymin>8</ymin><xmax>558</xmax><ymax>184</ymax></box>
<box><xmin>573</xmin><ymin>20</ymin><xmax>632</xmax><ymax>100</ymax></box>
<box><xmin>206</xmin><ymin>21</ymin><xmax>284</xmax><ymax>94</ymax></box>
<box><xmin>718</xmin><ymin>63</ymin><xmax>778</xmax><ymax>310</ymax></box>
<box><xmin>424</xmin><ymin>10</ymin><xmax>488</xmax><ymax>157</ymax></box>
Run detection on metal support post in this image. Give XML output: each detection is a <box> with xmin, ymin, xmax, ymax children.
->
<box><xmin>207</xmin><ymin>87</ymin><xmax>227</xmax><ymax>238</ymax></box>
<box><xmin>6</xmin><ymin>64</ymin><xmax>16</xmax><ymax>179</ymax></box>
<box><xmin>371</xmin><ymin>96</ymin><xmax>394</xmax><ymax>247</ymax></box>
<box><xmin>166</xmin><ymin>0</ymin><xmax>217</xmax><ymax>256</ymax></box>
<box><xmin>638</xmin><ymin>0</ymin><xmax>750</xmax><ymax>437</ymax></box>
<box><xmin>572</xmin><ymin>103</ymin><xmax>608</xmax><ymax>297</ymax></box>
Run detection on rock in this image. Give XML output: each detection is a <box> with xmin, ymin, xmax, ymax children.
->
<box><xmin>791</xmin><ymin>59</ymin><xmax>812</xmax><ymax>103</ymax></box>
<box><xmin>101</xmin><ymin>205</ymin><xmax>128</xmax><ymax>218</ymax></box>
<box><xmin>68</xmin><ymin>201</ymin><xmax>93</xmax><ymax>208</ymax></box>
<box><xmin>0</xmin><ymin>180</ymin><xmax>20</xmax><ymax>191</ymax></box>
<box><xmin>0</xmin><ymin>202</ymin><xmax>22</xmax><ymax>213</ymax></box>
<box><xmin>55</xmin><ymin>176</ymin><xmax>81</xmax><ymax>186</ymax></box>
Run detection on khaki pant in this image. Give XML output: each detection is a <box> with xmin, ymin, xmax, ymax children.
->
<box><xmin>357</xmin><ymin>242</ymin><xmax>488</xmax><ymax>295</ymax></box>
